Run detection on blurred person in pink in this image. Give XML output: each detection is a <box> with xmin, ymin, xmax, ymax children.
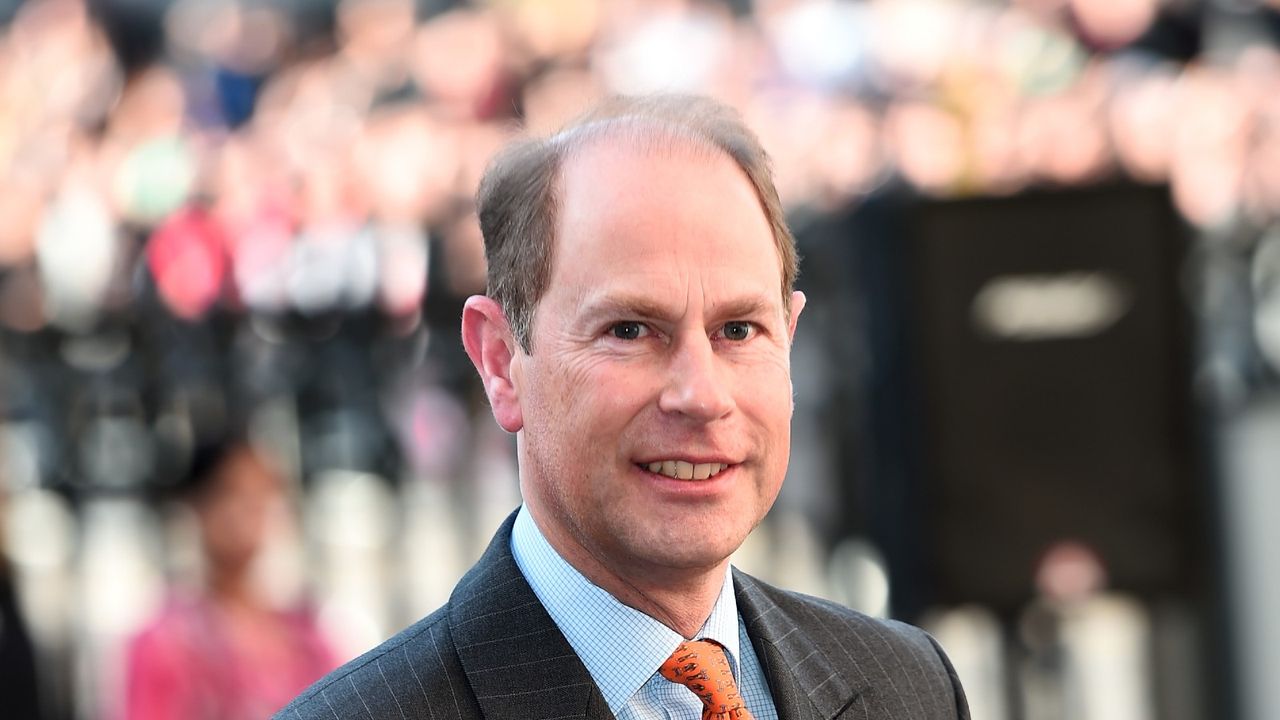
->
<box><xmin>123</xmin><ymin>437</ymin><xmax>337</xmax><ymax>720</ymax></box>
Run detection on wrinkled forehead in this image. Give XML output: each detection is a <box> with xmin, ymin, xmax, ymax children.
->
<box><xmin>530</xmin><ymin>113</ymin><xmax>794</xmax><ymax>328</ymax></box>
<box><xmin>550</xmin><ymin>119</ymin><xmax>766</xmax><ymax>244</ymax></box>
<box><xmin>552</xmin><ymin>132</ymin><xmax>772</xmax><ymax>259</ymax></box>
<box><xmin>548</xmin><ymin>141</ymin><xmax>784</xmax><ymax>314</ymax></box>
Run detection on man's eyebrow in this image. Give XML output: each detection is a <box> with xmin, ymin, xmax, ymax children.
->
<box><xmin>578</xmin><ymin>295</ymin><xmax>674</xmax><ymax>320</ymax></box>
<box><xmin>710</xmin><ymin>296</ymin><xmax>777</xmax><ymax>320</ymax></box>
<box><xmin>578</xmin><ymin>294</ymin><xmax>778</xmax><ymax>321</ymax></box>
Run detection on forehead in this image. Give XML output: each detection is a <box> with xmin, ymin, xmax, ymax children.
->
<box><xmin>209</xmin><ymin>448</ymin><xmax>280</xmax><ymax>494</ymax></box>
<box><xmin>546</xmin><ymin>139</ymin><xmax>782</xmax><ymax>310</ymax></box>
<box><xmin>557</xmin><ymin>132</ymin><xmax>770</xmax><ymax>234</ymax></box>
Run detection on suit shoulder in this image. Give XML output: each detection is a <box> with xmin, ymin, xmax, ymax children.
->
<box><xmin>274</xmin><ymin>607</ymin><xmax>479</xmax><ymax>720</ymax></box>
<box><xmin>744</xmin><ymin>577</ymin><xmax>970</xmax><ymax>718</ymax></box>
<box><xmin>787</xmin><ymin>588</ymin><xmax>937</xmax><ymax>649</ymax></box>
<box><xmin>746</xmin><ymin>577</ymin><xmax>933</xmax><ymax>646</ymax></box>
<box><xmin>738</xmin><ymin>575</ymin><xmax>966</xmax><ymax>700</ymax></box>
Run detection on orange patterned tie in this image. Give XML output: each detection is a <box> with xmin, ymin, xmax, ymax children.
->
<box><xmin>659</xmin><ymin>639</ymin><xmax>755</xmax><ymax>720</ymax></box>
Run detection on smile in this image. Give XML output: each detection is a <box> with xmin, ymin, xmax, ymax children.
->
<box><xmin>640</xmin><ymin>460</ymin><xmax>730</xmax><ymax>480</ymax></box>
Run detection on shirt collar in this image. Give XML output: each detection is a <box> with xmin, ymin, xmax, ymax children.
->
<box><xmin>510</xmin><ymin>506</ymin><xmax>741</xmax><ymax>714</ymax></box>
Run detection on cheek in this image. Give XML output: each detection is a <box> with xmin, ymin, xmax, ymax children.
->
<box><xmin>735</xmin><ymin>355</ymin><xmax>794</xmax><ymax>413</ymax></box>
<box><xmin>528</xmin><ymin>354</ymin><xmax>651</xmax><ymax>431</ymax></box>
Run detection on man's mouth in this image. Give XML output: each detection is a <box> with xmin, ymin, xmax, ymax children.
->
<box><xmin>638</xmin><ymin>460</ymin><xmax>731</xmax><ymax>480</ymax></box>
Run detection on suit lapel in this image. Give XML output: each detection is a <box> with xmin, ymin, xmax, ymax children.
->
<box><xmin>447</xmin><ymin>517</ymin><xmax>866</xmax><ymax>720</ymax></box>
<box><xmin>448</xmin><ymin>513</ymin><xmax>614</xmax><ymax>720</ymax></box>
<box><xmin>735</xmin><ymin>570</ymin><xmax>864</xmax><ymax>720</ymax></box>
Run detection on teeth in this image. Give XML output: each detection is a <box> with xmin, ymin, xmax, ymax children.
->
<box><xmin>643</xmin><ymin>461</ymin><xmax>729</xmax><ymax>480</ymax></box>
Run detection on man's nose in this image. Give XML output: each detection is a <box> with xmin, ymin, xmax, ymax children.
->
<box><xmin>657</xmin><ymin>334</ymin><xmax>734</xmax><ymax>422</ymax></box>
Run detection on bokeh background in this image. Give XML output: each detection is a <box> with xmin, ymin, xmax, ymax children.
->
<box><xmin>0</xmin><ymin>0</ymin><xmax>1278</xmax><ymax>718</ymax></box>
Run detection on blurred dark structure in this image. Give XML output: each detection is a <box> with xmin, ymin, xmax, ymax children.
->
<box><xmin>880</xmin><ymin>185</ymin><xmax>1202</xmax><ymax>612</ymax></box>
<box><xmin>841</xmin><ymin>183</ymin><xmax>1229</xmax><ymax>720</ymax></box>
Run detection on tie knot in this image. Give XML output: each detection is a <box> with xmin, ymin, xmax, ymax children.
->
<box><xmin>659</xmin><ymin>640</ymin><xmax>754</xmax><ymax>720</ymax></box>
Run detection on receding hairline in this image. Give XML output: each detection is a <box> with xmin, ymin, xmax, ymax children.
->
<box><xmin>547</xmin><ymin>115</ymin><xmax>794</xmax><ymax>307</ymax></box>
<box><xmin>475</xmin><ymin>95</ymin><xmax>798</xmax><ymax>353</ymax></box>
<box><xmin>549</xmin><ymin>114</ymin><xmax>731</xmax><ymax>162</ymax></box>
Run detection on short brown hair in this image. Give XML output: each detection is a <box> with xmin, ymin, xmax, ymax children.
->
<box><xmin>476</xmin><ymin>94</ymin><xmax>798</xmax><ymax>352</ymax></box>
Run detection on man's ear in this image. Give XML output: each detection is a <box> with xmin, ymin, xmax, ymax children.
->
<box><xmin>787</xmin><ymin>290</ymin><xmax>806</xmax><ymax>344</ymax></box>
<box><xmin>461</xmin><ymin>296</ymin><xmax>524</xmax><ymax>433</ymax></box>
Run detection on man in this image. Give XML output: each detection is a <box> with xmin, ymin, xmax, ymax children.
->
<box><xmin>278</xmin><ymin>95</ymin><xmax>969</xmax><ymax>719</ymax></box>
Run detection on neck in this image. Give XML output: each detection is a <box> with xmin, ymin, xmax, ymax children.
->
<box><xmin>534</xmin><ymin>514</ymin><xmax>729</xmax><ymax>639</ymax></box>
<box><xmin>610</xmin><ymin>567</ymin><xmax>726</xmax><ymax>640</ymax></box>
<box><xmin>207</xmin><ymin>565</ymin><xmax>261</xmax><ymax>611</ymax></box>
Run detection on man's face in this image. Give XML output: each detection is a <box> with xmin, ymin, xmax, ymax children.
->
<box><xmin>512</xmin><ymin>141</ymin><xmax>804</xmax><ymax>581</ymax></box>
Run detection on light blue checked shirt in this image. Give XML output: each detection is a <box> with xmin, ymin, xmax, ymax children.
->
<box><xmin>511</xmin><ymin>507</ymin><xmax>779</xmax><ymax>720</ymax></box>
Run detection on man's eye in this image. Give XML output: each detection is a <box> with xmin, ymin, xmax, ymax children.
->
<box><xmin>610</xmin><ymin>322</ymin><xmax>647</xmax><ymax>340</ymax></box>
<box><xmin>722</xmin><ymin>321</ymin><xmax>753</xmax><ymax>341</ymax></box>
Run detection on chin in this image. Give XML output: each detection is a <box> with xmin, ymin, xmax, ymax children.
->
<box><xmin>627</xmin><ymin>533</ymin><xmax>744</xmax><ymax>573</ymax></box>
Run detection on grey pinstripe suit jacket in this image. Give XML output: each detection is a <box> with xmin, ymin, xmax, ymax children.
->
<box><xmin>276</xmin><ymin>513</ymin><xmax>969</xmax><ymax>720</ymax></box>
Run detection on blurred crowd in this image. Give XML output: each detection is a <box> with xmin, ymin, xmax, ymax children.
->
<box><xmin>2</xmin><ymin>0</ymin><xmax>1280</xmax><ymax>718</ymax></box>
<box><xmin>2</xmin><ymin>0</ymin><xmax>1280</xmax><ymax>481</ymax></box>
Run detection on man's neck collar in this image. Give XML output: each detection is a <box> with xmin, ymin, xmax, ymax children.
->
<box><xmin>510</xmin><ymin>506</ymin><xmax>743</xmax><ymax>713</ymax></box>
<box><xmin>520</xmin><ymin>502</ymin><xmax>730</xmax><ymax>637</ymax></box>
